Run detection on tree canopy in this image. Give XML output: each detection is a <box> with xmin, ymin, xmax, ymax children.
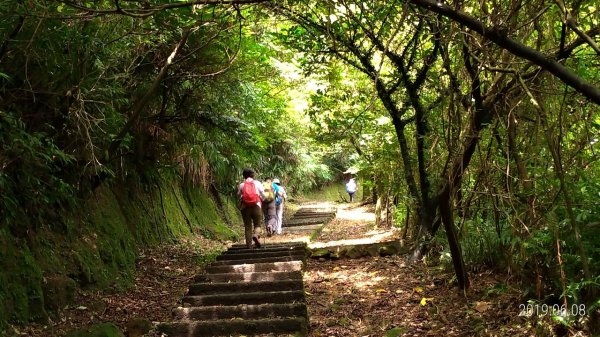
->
<box><xmin>1</xmin><ymin>0</ymin><xmax>599</xmax><ymax>332</ymax></box>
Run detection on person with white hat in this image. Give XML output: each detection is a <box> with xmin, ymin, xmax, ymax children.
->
<box><xmin>346</xmin><ymin>177</ymin><xmax>357</xmax><ymax>202</ymax></box>
<box><xmin>272</xmin><ymin>178</ymin><xmax>287</xmax><ymax>235</ymax></box>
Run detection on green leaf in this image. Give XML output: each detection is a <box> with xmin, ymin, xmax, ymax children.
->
<box><xmin>385</xmin><ymin>327</ymin><xmax>407</xmax><ymax>337</ymax></box>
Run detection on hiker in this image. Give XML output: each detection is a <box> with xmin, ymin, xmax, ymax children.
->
<box><xmin>273</xmin><ymin>178</ymin><xmax>287</xmax><ymax>235</ymax></box>
<box><xmin>345</xmin><ymin>177</ymin><xmax>357</xmax><ymax>202</ymax></box>
<box><xmin>238</xmin><ymin>168</ymin><xmax>265</xmax><ymax>248</ymax></box>
<box><xmin>262</xmin><ymin>177</ymin><xmax>277</xmax><ymax>237</ymax></box>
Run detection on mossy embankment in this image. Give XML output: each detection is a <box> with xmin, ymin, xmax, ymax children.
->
<box><xmin>0</xmin><ymin>178</ymin><xmax>241</xmax><ymax>331</ymax></box>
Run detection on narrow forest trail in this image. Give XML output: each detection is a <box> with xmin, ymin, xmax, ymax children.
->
<box><xmin>19</xmin><ymin>201</ymin><xmax>580</xmax><ymax>337</ymax></box>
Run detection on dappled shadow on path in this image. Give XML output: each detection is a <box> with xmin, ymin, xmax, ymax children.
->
<box><xmin>304</xmin><ymin>201</ymin><xmax>541</xmax><ymax>337</ymax></box>
<box><xmin>311</xmin><ymin>203</ymin><xmax>400</xmax><ymax>248</ymax></box>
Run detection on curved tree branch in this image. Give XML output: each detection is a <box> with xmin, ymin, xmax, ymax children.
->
<box><xmin>408</xmin><ymin>0</ymin><xmax>600</xmax><ymax>105</ymax></box>
<box><xmin>108</xmin><ymin>27</ymin><xmax>194</xmax><ymax>156</ymax></box>
<box><xmin>60</xmin><ymin>0</ymin><xmax>269</xmax><ymax>18</ymax></box>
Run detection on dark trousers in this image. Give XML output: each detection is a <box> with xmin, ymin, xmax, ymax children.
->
<box><xmin>241</xmin><ymin>205</ymin><xmax>262</xmax><ymax>247</ymax></box>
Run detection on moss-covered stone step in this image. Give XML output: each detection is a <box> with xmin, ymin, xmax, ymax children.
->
<box><xmin>294</xmin><ymin>207</ymin><xmax>336</xmax><ymax>213</ymax></box>
<box><xmin>205</xmin><ymin>261</ymin><xmax>303</xmax><ymax>274</ymax></box>
<box><xmin>209</xmin><ymin>255</ymin><xmax>305</xmax><ymax>266</ymax></box>
<box><xmin>194</xmin><ymin>270</ymin><xmax>303</xmax><ymax>283</ymax></box>
<box><xmin>222</xmin><ymin>246</ymin><xmax>307</xmax><ymax>255</ymax></box>
<box><xmin>229</xmin><ymin>242</ymin><xmax>307</xmax><ymax>250</ymax></box>
<box><xmin>64</xmin><ymin>323</ymin><xmax>124</xmax><ymax>337</ymax></box>
<box><xmin>173</xmin><ymin>303</ymin><xmax>308</xmax><ymax>321</ymax></box>
<box><xmin>216</xmin><ymin>250</ymin><xmax>305</xmax><ymax>261</ymax></box>
<box><xmin>157</xmin><ymin>317</ymin><xmax>308</xmax><ymax>336</ymax></box>
<box><xmin>187</xmin><ymin>279</ymin><xmax>304</xmax><ymax>295</ymax></box>
<box><xmin>182</xmin><ymin>290</ymin><xmax>305</xmax><ymax>306</ymax></box>
<box><xmin>309</xmin><ymin>240</ymin><xmax>409</xmax><ymax>259</ymax></box>
<box><xmin>285</xmin><ymin>217</ymin><xmax>335</xmax><ymax>227</ymax></box>
<box><xmin>291</xmin><ymin>211</ymin><xmax>336</xmax><ymax>218</ymax></box>
<box><xmin>284</xmin><ymin>224</ymin><xmax>323</xmax><ymax>233</ymax></box>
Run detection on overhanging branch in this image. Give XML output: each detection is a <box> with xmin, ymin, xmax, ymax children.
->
<box><xmin>408</xmin><ymin>0</ymin><xmax>600</xmax><ymax>105</ymax></box>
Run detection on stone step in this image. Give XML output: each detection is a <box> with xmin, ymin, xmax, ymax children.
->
<box><xmin>173</xmin><ymin>303</ymin><xmax>308</xmax><ymax>321</ymax></box>
<box><xmin>210</xmin><ymin>256</ymin><xmax>305</xmax><ymax>266</ymax></box>
<box><xmin>284</xmin><ymin>224</ymin><xmax>323</xmax><ymax>233</ymax></box>
<box><xmin>295</xmin><ymin>207</ymin><xmax>336</xmax><ymax>212</ymax></box>
<box><xmin>229</xmin><ymin>242</ymin><xmax>307</xmax><ymax>250</ymax></box>
<box><xmin>284</xmin><ymin>217</ymin><xmax>334</xmax><ymax>227</ymax></box>
<box><xmin>188</xmin><ymin>279</ymin><xmax>304</xmax><ymax>295</ymax></box>
<box><xmin>194</xmin><ymin>270</ymin><xmax>303</xmax><ymax>283</ymax></box>
<box><xmin>182</xmin><ymin>290</ymin><xmax>305</xmax><ymax>306</ymax></box>
<box><xmin>158</xmin><ymin>318</ymin><xmax>308</xmax><ymax>337</ymax></box>
<box><xmin>215</xmin><ymin>250</ymin><xmax>305</xmax><ymax>261</ymax></box>
<box><xmin>291</xmin><ymin>212</ymin><xmax>337</xmax><ymax>218</ymax></box>
<box><xmin>205</xmin><ymin>261</ymin><xmax>303</xmax><ymax>274</ymax></box>
<box><xmin>309</xmin><ymin>239</ymin><xmax>409</xmax><ymax>259</ymax></box>
<box><xmin>222</xmin><ymin>246</ymin><xmax>307</xmax><ymax>255</ymax></box>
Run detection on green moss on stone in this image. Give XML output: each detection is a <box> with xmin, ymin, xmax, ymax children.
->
<box><xmin>63</xmin><ymin>322</ymin><xmax>125</xmax><ymax>337</ymax></box>
<box><xmin>0</xmin><ymin>177</ymin><xmax>240</xmax><ymax>328</ymax></box>
<box><xmin>0</xmin><ymin>229</ymin><xmax>47</xmax><ymax>325</ymax></box>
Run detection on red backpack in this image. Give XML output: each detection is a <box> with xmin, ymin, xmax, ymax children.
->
<box><xmin>241</xmin><ymin>179</ymin><xmax>260</xmax><ymax>206</ymax></box>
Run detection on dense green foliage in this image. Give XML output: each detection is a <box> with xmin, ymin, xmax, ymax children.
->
<box><xmin>269</xmin><ymin>0</ymin><xmax>600</xmax><ymax>324</ymax></box>
<box><xmin>0</xmin><ymin>0</ymin><xmax>331</xmax><ymax>329</ymax></box>
<box><xmin>1</xmin><ymin>0</ymin><xmax>599</xmax><ymax>333</ymax></box>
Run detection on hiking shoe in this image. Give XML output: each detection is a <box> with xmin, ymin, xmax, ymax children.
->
<box><xmin>252</xmin><ymin>235</ymin><xmax>261</xmax><ymax>248</ymax></box>
<box><xmin>266</xmin><ymin>225</ymin><xmax>273</xmax><ymax>237</ymax></box>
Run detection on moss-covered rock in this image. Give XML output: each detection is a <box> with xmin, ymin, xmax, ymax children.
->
<box><xmin>311</xmin><ymin>248</ymin><xmax>331</xmax><ymax>258</ymax></box>
<box><xmin>63</xmin><ymin>323</ymin><xmax>124</xmax><ymax>337</ymax></box>
<box><xmin>346</xmin><ymin>246</ymin><xmax>364</xmax><ymax>259</ymax></box>
<box><xmin>0</xmin><ymin>229</ymin><xmax>47</xmax><ymax>325</ymax></box>
<box><xmin>379</xmin><ymin>243</ymin><xmax>400</xmax><ymax>256</ymax></box>
<box><xmin>125</xmin><ymin>317</ymin><xmax>152</xmax><ymax>337</ymax></box>
<box><xmin>42</xmin><ymin>275</ymin><xmax>76</xmax><ymax>313</ymax></box>
<box><xmin>366</xmin><ymin>245</ymin><xmax>380</xmax><ymax>257</ymax></box>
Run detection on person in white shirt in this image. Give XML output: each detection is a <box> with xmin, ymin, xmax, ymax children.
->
<box><xmin>345</xmin><ymin>177</ymin><xmax>357</xmax><ymax>202</ymax></box>
<box><xmin>273</xmin><ymin>178</ymin><xmax>287</xmax><ymax>235</ymax></box>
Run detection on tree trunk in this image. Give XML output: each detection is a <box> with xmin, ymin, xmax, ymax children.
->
<box><xmin>439</xmin><ymin>186</ymin><xmax>469</xmax><ymax>290</ymax></box>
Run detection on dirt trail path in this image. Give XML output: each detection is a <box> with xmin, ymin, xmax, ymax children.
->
<box><xmin>300</xmin><ymin>203</ymin><xmax>545</xmax><ymax>337</ymax></box>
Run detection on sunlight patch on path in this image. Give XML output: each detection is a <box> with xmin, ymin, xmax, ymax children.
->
<box><xmin>335</xmin><ymin>205</ymin><xmax>376</xmax><ymax>222</ymax></box>
<box><xmin>311</xmin><ymin>203</ymin><xmax>400</xmax><ymax>247</ymax></box>
<box><xmin>308</xmin><ymin>230</ymin><xmax>398</xmax><ymax>249</ymax></box>
<box><xmin>305</xmin><ymin>263</ymin><xmax>388</xmax><ymax>290</ymax></box>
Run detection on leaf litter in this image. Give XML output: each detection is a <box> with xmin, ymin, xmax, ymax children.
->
<box><xmin>17</xmin><ymin>236</ymin><xmax>224</xmax><ymax>337</ymax></box>
<box><xmin>302</xmin><ymin>203</ymin><xmax>591</xmax><ymax>337</ymax></box>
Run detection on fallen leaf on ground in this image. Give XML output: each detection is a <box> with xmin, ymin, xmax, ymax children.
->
<box><xmin>420</xmin><ymin>297</ymin><xmax>434</xmax><ymax>306</ymax></box>
<box><xmin>474</xmin><ymin>301</ymin><xmax>492</xmax><ymax>313</ymax></box>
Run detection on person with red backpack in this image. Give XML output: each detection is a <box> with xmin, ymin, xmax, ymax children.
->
<box><xmin>238</xmin><ymin>168</ymin><xmax>266</xmax><ymax>248</ymax></box>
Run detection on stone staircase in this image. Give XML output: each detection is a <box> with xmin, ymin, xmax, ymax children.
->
<box><xmin>282</xmin><ymin>206</ymin><xmax>337</xmax><ymax>235</ymax></box>
<box><xmin>158</xmin><ymin>204</ymin><xmax>338</xmax><ymax>336</ymax></box>
<box><xmin>158</xmin><ymin>242</ymin><xmax>309</xmax><ymax>336</ymax></box>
